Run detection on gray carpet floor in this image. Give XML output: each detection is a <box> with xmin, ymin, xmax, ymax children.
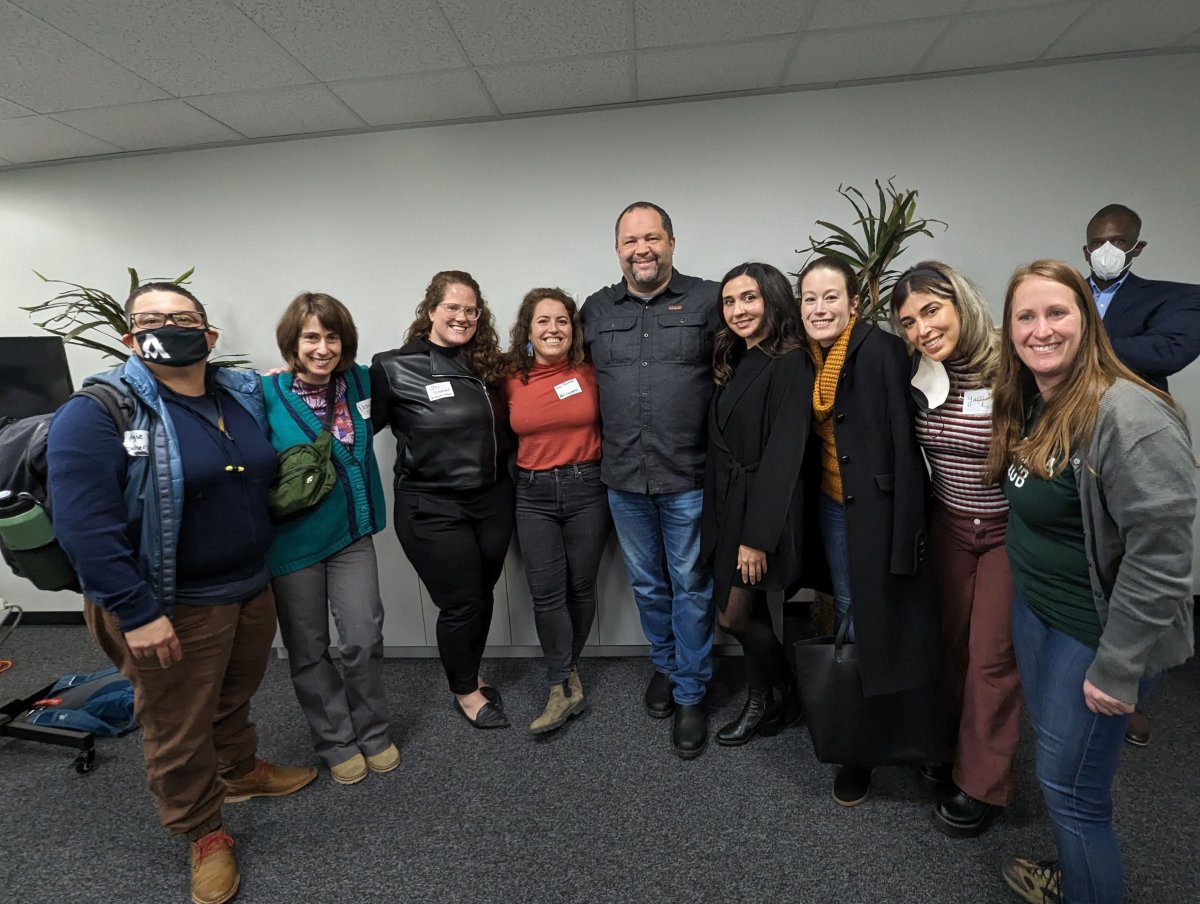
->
<box><xmin>1</xmin><ymin>625</ymin><xmax>1196</xmax><ymax>903</ymax></box>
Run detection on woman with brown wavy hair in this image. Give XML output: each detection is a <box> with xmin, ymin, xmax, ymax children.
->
<box><xmin>505</xmin><ymin>288</ymin><xmax>610</xmax><ymax>734</ymax></box>
<box><xmin>987</xmin><ymin>260</ymin><xmax>1195</xmax><ymax>904</ymax></box>
<box><xmin>370</xmin><ymin>271</ymin><xmax>515</xmax><ymax>729</ymax></box>
<box><xmin>700</xmin><ymin>261</ymin><xmax>811</xmax><ymax>747</ymax></box>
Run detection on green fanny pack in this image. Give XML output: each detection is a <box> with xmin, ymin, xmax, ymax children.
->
<box><xmin>268</xmin><ymin>429</ymin><xmax>337</xmax><ymax>521</ymax></box>
<box><xmin>267</xmin><ymin>376</ymin><xmax>338</xmax><ymax>522</ymax></box>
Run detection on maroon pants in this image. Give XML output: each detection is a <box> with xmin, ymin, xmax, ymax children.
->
<box><xmin>84</xmin><ymin>587</ymin><xmax>277</xmax><ymax>840</ymax></box>
<box><xmin>932</xmin><ymin>503</ymin><xmax>1022</xmax><ymax>806</ymax></box>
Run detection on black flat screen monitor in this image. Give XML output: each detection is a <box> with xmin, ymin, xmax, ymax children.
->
<box><xmin>0</xmin><ymin>337</ymin><xmax>75</xmax><ymax>420</ymax></box>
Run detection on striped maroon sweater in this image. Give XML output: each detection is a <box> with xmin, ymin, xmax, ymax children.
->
<box><xmin>914</xmin><ymin>358</ymin><xmax>1008</xmax><ymax>516</ymax></box>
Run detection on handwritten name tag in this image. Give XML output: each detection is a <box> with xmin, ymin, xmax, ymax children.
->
<box><xmin>554</xmin><ymin>378</ymin><xmax>582</xmax><ymax>400</ymax></box>
<box><xmin>962</xmin><ymin>388</ymin><xmax>993</xmax><ymax>415</ymax></box>
<box><xmin>356</xmin><ymin>398</ymin><xmax>371</xmax><ymax>419</ymax></box>
<box><xmin>123</xmin><ymin>430</ymin><xmax>150</xmax><ymax>457</ymax></box>
<box><xmin>426</xmin><ymin>381</ymin><xmax>454</xmax><ymax>401</ymax></box>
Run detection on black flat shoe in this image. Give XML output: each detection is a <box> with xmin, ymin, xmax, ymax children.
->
<box><xmin>919</xmin><ymin>762</ymin><xmax>953</xmax><ymax>789</ymax></box>
<box><xmin>644</xmin><ymin>671</ymin><xmax>674</xmax><ymax>719</ymax></box>
<box><xmin>480</xmin><ymin>685</ymin><xmax>504</xmax><ymax>709</ymax></box>
<box><xmin>716</xmin><ymin>689</ymin><xmax>782</xmax><ymax>746</ymax></box>
<box><xmin>672</xmin><ymin>703</ymin><xmax>707</xmax><ymax>759</ymax></box>
<box><xmin>455</xmin><ymin>699</ymin><xmax>510</xmax><ymax>730</ymax></box>
<box><xmin>833</xmin><ymin>765</ymin><xmax>872</xmax><ymax>806</ymax></box>
<box><xmin>933</xmin><ymin>787</ymin><xmax>1000</xmax><ymax>838</ymax></box>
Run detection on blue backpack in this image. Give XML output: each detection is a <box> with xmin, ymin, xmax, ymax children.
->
<box><xmin>24</xmin><ymin>666</ymin><xmax>136</xmax><ymax>736</ymax></box>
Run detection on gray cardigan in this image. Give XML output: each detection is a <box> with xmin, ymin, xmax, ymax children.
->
<box><xmin>1073</xmin><ymin>379</ymin><xmax>1196</xmax><ymax>703</ymax></box>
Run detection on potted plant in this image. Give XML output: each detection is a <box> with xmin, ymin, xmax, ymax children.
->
<box><xmin>798</xmin><ymin>178</ymin><xmax>947</xmax><ymax>323</ymax></box>
<box><xmin>23</xmin><ymin>267</ymin><xmax>248</xmax><ymax>366</ymax></box>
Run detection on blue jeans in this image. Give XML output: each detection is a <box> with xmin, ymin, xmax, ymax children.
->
<box><xmin>607</xmin><ymin>487</ymin><xmax>714</xmax><ymax>705</ymax></box>
<box><xmin>1012</xmin><ymin>591</ymin><xmax>1155</xmax><ymax>904</ymax></box>
<box><xmin>818</xmin><ymin>494</ymin><xmax>855</xmax><ymax>642</ymax></box>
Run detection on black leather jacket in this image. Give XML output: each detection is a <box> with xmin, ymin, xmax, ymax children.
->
<box><xmin>369</xmin><ymin>338</ymin><xmax>510</xmax><ymax>492</ymax></box>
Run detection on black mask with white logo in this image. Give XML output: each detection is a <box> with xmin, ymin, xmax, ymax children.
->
<box><xmin>133</xmin><ymin>325</ymin><xmax>211</xmax><ymax>367</ymax></box>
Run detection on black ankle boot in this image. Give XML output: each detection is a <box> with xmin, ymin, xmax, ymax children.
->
<box><xmin>716</xmin><ymin>689</ymin><xmax>782</xmax><ymax>746</ymax></box>
<box><xmin>775</xmin><ymin>677</ymin><xmax>803</xmax><ymax>727</ymax></box>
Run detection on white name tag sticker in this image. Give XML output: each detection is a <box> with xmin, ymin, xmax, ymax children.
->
<box><xmin>962</xmin><ymin>388</ymin><xmax>993</xmax><ymax>415</ymax></box>
<box><xmin>425</xmin><ymin>381</ymin><xmax>454</xmax><ymax>402</ymax></box>
<box><xmin>554</xmin><ymin>377</ymin><xmax>582</xmax><ymax>400</ymax></box>
<box><xmin>123</xmin><ymin>430</ymin><xmax>150</xmax><ymax>457</ymax></box>
<box><xmin>355</xmin><ymin>398</ymin><xmax>371</xmax><ymax>419</ymax></box>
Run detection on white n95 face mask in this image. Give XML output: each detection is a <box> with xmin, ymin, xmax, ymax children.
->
<box><xmin>1089</xmin><ymin>241</ymin><xmax>1132</xmax><ymax>281</ymax></box>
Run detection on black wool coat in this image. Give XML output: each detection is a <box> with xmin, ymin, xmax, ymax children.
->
<box><xmin>701</xmin><ymin>345</ymin><xmax>814</xmax><ymax>608</ymax></box>
<box><xmin>801</xmin><ymin>319</ymin><xmax>942</xmax><ymax>697</ymax></box>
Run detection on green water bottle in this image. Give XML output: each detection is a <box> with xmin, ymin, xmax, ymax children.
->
<box><xmin>0</xmin><ymin>490</ymin><xmax>79</xmax><ymax>591</ymax></box>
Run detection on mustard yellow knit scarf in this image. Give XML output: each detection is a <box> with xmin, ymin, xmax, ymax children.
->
<box><xmin>809</xmin><ymin>312</ymin><xmax>857</xmax><ymax>422</ymax></box>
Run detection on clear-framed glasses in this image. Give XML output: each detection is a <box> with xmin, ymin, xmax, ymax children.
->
<box><xmin>130</xmin><ymin>310</ymin><xmax>208</xmax><ymax>330</ymax></box>
<box><xmin>437</xmin><ymin>302</ymin><xmax>481</xmax><ymax>321</ymax></box>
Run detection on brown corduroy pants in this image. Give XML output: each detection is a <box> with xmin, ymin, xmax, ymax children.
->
<box><xmin>932</xmin><ymin>503</ymin><xmax>1023</xmax><ymax>807</ymax></box>
<box><xmin>84</xmin><ymin>586</ymin><xmax>277</xmax><ymax>840</ymax></box>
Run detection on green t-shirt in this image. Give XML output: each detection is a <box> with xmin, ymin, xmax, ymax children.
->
<box><xmin>1002</xmin><ymin>451</ymin><xmax>1102</xmax><ymax>649</ymax></box>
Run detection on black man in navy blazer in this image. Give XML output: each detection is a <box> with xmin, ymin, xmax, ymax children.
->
<box><xmin>1083</xmin><ymin>203</ymin><xmax>1200</xmax><ymax>393</ymax></box>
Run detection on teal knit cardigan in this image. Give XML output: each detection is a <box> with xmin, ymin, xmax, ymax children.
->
<box><xmin>262</xmin><ymin>364</ymin><xmax>386</xmax><ymax>576</ymax></box>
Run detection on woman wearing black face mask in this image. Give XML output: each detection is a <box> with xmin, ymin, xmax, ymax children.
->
<box><xmin>46</xmin><ymin>282</ymin><xmax>315</xmax><ymax>904</ymax></box>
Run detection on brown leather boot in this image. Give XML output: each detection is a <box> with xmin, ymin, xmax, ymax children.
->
<box><xmin>222</xmin><ymin>758</ymin><xmax>317</xmax><ymax>803</ymax></box>
<box><xmin>190</xmin><ymin>830</ymin><xmax>239</xmax><ymax>904</ymax></box>
<box><xmin>568</xmin><ymin>664</ymin><xmax>583</xmax><ymax>699</ymax></box>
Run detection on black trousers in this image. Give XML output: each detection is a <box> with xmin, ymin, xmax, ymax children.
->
<box><xmin>514</xmin><ymin>461</ymin><xmax>611</xmax><ymax>684</ymax></box>
<box><xmin>394</xmin><ymin>478</ymin><xmax>515</xmax><ymax>694</ymax></box>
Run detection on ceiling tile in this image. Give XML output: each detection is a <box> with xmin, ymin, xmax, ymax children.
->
<box><xmin>810</xmin><ymin>0</ymin><xmax>967</xmax><ymax>30</ymax></box>
<box><xmin>637</xmin><ymin>37</ymin><xmax>794</xmax><ymax>100</ymax></box>
<box><xmin>635</xmin><ymin>0</ymin><xmax>813</xmax><ymax>47</ymax></box>
<box><xmin>1046</xmin><ymin>0</ymin><xmax>1200</xmax><ymax>58</ymax></box>
<box><xmin>188</xmin><ymin>85</ymin><xmax>364</xmax><ymax>138</ymax></box>
<box><xmin>232</xmin><ymin>0</ymin><xmax>466</xmax><ymax>81</ymax></box>
<box><xmin>0</xmin><ymin>98</ymin><xmax>34</xmax><ymax>120</ymax></box>
<box><xmin>0</xmin><ymin>2</ymin><xmax>168</xmax><ymax>113</ymax></box>
<box><xmin>0</xmin><ymin>115</ymin><xmax>121</xmax><ymax>164</ymax></box>
<box><xmin>330</xmin><ymin>70</ymin><xmax>494</xmax><ymax>126</ymax></box>
<box><xmin>440</xmin><ymin>0</ymin><xmax>630</xmax><ymax>65</ymax></box>
<box><xmin>11</xmin><ymin>0</ymin><xmax>314</xmax><ymax>96</ymax></box>
<box><xmin>478</xmin><ymin>55</ymin><xmax>632</xmax><ymax>114</ymax></box>
<box><xmin>784</xmin><ymin>19</ymin><xmax>948</xmax><ymax>84</ymax></box>
<box><xmin>52</xmin><ymin>100</ymin><xmax>242</xmax><ymax>151</ymax></box>
<box><xmin>919</xmin><ymin>2</ymin><xmax>1089</xmax><ymax>71</ymax></box>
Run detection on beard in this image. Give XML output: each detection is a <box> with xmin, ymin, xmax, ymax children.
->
<box><xmin>625</xmin><ymin>255</ymin><xmax>665</xmax><ymax>290</ymax></box>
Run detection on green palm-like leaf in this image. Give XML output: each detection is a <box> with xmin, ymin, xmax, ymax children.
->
<box><xmin>801</xmin><ymin>179</ymin><xmax>948</xmax><ymax>322</ymax></box>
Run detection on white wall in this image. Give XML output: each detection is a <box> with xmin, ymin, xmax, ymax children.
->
<box><xmin>3</xmin><ymin>53</ymin><xmax>1199</xmax><ymax>637</ymax></box>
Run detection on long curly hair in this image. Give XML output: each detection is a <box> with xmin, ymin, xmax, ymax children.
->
<box><xmin>889</xmin><ymin>260</ymin><xmax>1000</xmax><ymax>384</ymax></box>
<box><xmin>984</xmin><ymin>259</ymin><xmax>1173</xmax><ymax>482</ymax></box>
<box><xmin>403</xmin><ymin>270</ymin><xmax>507</xmax><ymax>384</ymax></box>
<box><xmin>712</xmin><ymin>262</ymin><xmax>806</xmax><ymax>386</ymax></box>
<box><xmin>506</xmin><ymin>287</ymin><xmax>586</xmax><ymax>384</ymax></box>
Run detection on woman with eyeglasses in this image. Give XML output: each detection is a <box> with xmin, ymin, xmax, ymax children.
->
<box><xmin>263</xmin><ymin>292</ymin><xmax>395</xmax><ymax>785</ymax></box>
<box><xmin>370</xmin><ymin>271</ymin><xmax>515</xmax><ymax>729</ymax></box>
<box><xmin>504</xmin><ymin>288</ymin><xmax>610</xmax><ymax>734</ymax></box>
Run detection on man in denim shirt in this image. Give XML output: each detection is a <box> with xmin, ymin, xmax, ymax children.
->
<box><xmin>581</xmin><ymin>201</ymin><xmax>719</xmax><ymax>758</ymax></box>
